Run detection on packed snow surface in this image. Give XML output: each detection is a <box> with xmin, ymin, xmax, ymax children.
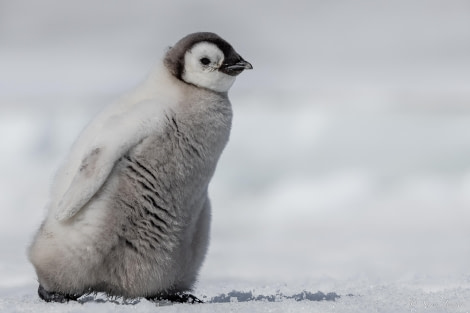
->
<box><xmin>1</xmin><ymin>0</ymin><xmax>470</xmax><ymax>312</ymax></box>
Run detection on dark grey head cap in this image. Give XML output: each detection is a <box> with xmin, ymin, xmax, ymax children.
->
<box><xmin>164</xmin><ymin>32</ymin><xmax>252</xmax><ymax>80</ymax></box>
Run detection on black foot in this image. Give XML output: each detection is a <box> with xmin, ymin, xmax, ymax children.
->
<box><xmin>147</xmin><ymin>292</ymin><xmax>203</xmax><ymax>304</ymax></box>
<box><xmin>38</xmin><ymin>285</ymin><xmax>81</xmax><ymax>303</ymax></box>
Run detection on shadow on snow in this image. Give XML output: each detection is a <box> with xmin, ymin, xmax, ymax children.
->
<box><xmin>74</xmin><ymin>290</ymin><xmax>341</xmax><ymax>305</ymax></box>
<box><xmin>206</xmin><ymin>290</ymin><xmax>340</xmax><ymax>303</ymax></box>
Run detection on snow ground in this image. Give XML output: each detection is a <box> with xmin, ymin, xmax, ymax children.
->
<box><xmin>2</xmin><ymin>0</ymin><xmax>470</xmax><ymax>312</ymax></box>
<box><xmin>2</xmin><ymin>280</ymin><xmax>470</xmax><ymax>312</ymax></box>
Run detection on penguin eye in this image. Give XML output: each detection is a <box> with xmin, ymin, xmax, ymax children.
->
<box><xmin>200</xmin><ymin>57</ymin><xmax>211</xmax><ymax>65</ymax></box>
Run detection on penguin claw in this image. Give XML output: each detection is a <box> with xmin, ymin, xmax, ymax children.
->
<box><xmin>147</xmin><ymin>292</ymin><xmax>203</xmax><ymax>304</ymax></box>
<box><xmin>38</xmin><ymin>285</ymin><xmax>81</xmax><ymax>303</ymax></box>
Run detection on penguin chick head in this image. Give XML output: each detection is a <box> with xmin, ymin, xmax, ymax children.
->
<box><xmin>164</xmin><ymin>32</ymin><xmax>253</xmax><ymax>93</ymax></box>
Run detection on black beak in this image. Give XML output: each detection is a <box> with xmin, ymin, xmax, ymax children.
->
<box><xmin>220</xmin><ymin>57</ymin><xmax>253</xmax><ymax>76</ymax></box>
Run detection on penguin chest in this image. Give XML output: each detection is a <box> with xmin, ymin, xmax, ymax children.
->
<box><xmin>108</xmin><ymin>116</ymin><xmax>226</xmax><ymax>257</ymax></box>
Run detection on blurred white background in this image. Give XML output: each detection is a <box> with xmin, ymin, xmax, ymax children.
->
<box><xmin>1</xmin><ymin>0</ymin><xmax>470</xmax><ymax>290</ymax></box>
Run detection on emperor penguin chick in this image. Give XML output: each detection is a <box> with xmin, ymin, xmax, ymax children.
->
<box><xmin>28</xmin><ymin>32</ymin><xmax>252</xmax><ymax>303</ymax></box>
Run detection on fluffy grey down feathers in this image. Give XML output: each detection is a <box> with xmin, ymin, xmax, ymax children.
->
<box><xmin>28</xmin><ymin>32</ymin><xmax>251</xmax><ymax>299</ymax></box>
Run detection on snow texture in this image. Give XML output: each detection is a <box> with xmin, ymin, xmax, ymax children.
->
<box><xmin>1</xmin><ymin>0</ymin><xmax>470</xmax><ymax>312</ymax></box>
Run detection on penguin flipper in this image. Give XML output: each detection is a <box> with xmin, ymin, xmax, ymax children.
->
<box><xmin>54</xmin><ymin>145</ymin><xmax>121</xmax><ymax>221</ymax></box>
<box><xmin>52</xmin><ymin>99</ymin><xmax>166</xmax><ymax>222</ymax></box>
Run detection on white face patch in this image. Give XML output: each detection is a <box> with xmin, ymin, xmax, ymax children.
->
<box><xmin>182</xmin><ymin>42</ymin><xmax>236</xmax><ymax>93</ymax></box>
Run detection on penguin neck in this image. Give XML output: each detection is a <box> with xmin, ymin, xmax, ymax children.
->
<box><xmin>112</xmin><ymin>62</ymin><xmax>176</xmax><ymax>111</ymax></box>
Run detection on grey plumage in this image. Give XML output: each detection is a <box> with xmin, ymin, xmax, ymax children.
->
<box><xmin>28</xmin><ymin>32</ymin><xmax>252</xmax><ymax>301</ymax></box>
